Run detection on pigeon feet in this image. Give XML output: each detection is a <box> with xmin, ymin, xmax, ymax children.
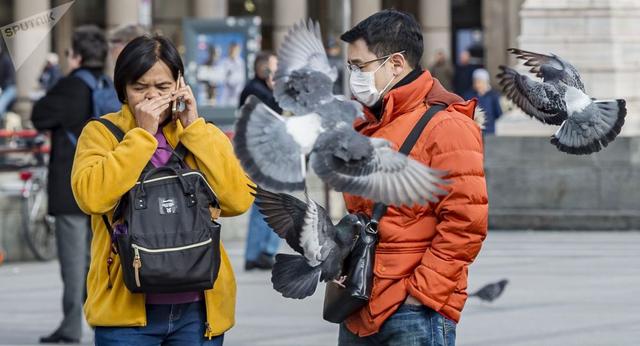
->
<box><xmin>332</xmin><ymin>275</ymin><xmax>348</xmax><ymax>288</ymax></box>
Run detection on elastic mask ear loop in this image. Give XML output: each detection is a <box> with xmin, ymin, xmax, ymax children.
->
<box><xmin>377</xmin><ymin>55</ymin><xmax>402</xmax><ymax>96</ymax></box>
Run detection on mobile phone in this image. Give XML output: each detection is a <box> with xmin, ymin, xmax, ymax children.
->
<box><xmin>172</xmin><ymin>71</ymin><xmax>186</xmax><ymax>114</ymax></box>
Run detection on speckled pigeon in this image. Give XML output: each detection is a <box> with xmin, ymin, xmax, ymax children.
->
<box><xmin>252</xmin><ymin>186</ymin><xmax>366</xmax><ymax>299</ymax></box>
<box><xmin>497</xmin><ymin>48</ymin><xmax>626</xmax><ymax>155</ymax></box>
<box><xmin>234</xmin><ymin>19</ymin><xmax>448</xmax><ymax>206</ymax></box>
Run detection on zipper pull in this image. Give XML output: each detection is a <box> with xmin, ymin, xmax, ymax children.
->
<box><xmin>205</xmin><ymin>322</ymin><xmax>213</xmax><ymax>340</ymax></box>
<box><xmin>132</xmin><ymin>247</ymin><xmax>142</xmax><ymax>287</ymax></box>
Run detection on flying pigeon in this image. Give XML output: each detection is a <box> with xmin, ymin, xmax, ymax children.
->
<box><xmin>496</xmin><ymin>48</ymin><xmax>626</xmax><ymax>155</ymax></box>
<box><xmin>233</xmin><ymin>19</ymin><xmax>448</xmax><ymax>207</ymax></box>
<box><xmin>252</xmin><ymin>186</ymin><xmax>366</xmax><ymax>299</ymax></box>
<box><xmin>470</xmin><ymin>279</ymin><xmax>509</xmax><ymax>303</ymax></box>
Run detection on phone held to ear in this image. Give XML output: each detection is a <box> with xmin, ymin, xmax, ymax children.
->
<box><xmin>172</xmin><ymin>71</ymin><xmax>186</xmax><ymax>114</ymax></box>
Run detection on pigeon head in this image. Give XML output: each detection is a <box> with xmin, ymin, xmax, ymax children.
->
<box><xmin>334</xmin><ymin>213</ymin><xmax>363</xmax><ymax>247</ymax></box>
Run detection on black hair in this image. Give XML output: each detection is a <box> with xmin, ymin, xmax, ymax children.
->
<box><xmin>254</xmin><ymin>50</ymin><xmax>274</xmax><ymax>74</ymax></box>
<box><xmin>72</xmin><ymin>25</ymin><xmax>108</xmax><ymax>68</ymax></box>
<box><xmin>113</xmin><ymin>35</ymin><xmax>184</xmax><ymax>103</ymax></box>
<box><xmin>340</xmin><ymin>9</ymin><xmax>423</xmax><ymax>68</ymax></box>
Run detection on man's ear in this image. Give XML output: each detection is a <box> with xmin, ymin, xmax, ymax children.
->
<box><xmin>389</xmin><ymin>54</ymin><xmax>407</xmax><ymax>76</ymax></box>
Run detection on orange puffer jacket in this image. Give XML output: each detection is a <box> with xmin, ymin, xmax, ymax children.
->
<box><xmin>343</xmin><ymin>70</ymin><xmax>488</xmax><ymax>337</ymax></box>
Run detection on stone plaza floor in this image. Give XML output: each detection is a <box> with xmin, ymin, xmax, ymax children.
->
<box><xmin>1</xmin><ymin>231</ymin><xmax>639</xmax><ymax>345</ymax></box>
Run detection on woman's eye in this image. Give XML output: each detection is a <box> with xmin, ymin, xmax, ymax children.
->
<box><xmin>133</xmin><ymin>87</ymin><xmax>145</xmax><ymax>91</ymax></box>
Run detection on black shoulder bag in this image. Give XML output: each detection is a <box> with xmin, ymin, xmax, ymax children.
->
<box><xmin>322</xmin><ymin>104</ymin><xmax>445</xmax><ymax>323</ymax></box>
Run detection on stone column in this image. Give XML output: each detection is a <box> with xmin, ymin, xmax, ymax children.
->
<box><xmin>513</xmin><ymin>0</ymin><xmax>640</xmax><ymax>135</ymax></box>
<box><xmin>351</xmin><ymin>0</ymin><xmax>381</xmax><ymax>25</ymax></box>
<box><xmin>194</xmin><ymin>0</ymin><xmax>227</xmax><ymax>18</ymax></box>
<box><xmin>106</xmin><ymin>0</ymin><xmax>140</xmax><ymax>30</ymax></box>
<box><xmin>482</xmin><ymin>0</ymin><xmax>525</xmax><ymax>89</ymax></box>
<box><xmin>419</xmin><ymin>0</ymin><xmax>451</xmax><ymax>67</ymax></box>
<box><xmin>273</xmin><ymin>0</ymin><xmax>307</xmax><ymax>50</ymax></box>
<box><xmin>13</xmin><ymin>0</ymin><xmax>50</xmax><ymax>120</ymax></box>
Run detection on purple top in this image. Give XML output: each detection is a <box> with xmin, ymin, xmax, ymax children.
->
<box><xmin>146</xmin><ymin>129</ymin><xmax>203</xmax><ymax>305</ymax></box>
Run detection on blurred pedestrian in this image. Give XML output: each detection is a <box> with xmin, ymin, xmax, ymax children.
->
<box><xmin>326</xmin><ymin>36</ymin><xmax>345</xmax><ymax>94</ymax></box>
<box><xmin>107</xmin><ymin>24</ymin><xmax>146</xmax><ymax>75</ymax></box>
<box><xmin>0</xmin><ymin>42</ymin><xmax>16</xmax><ymax>124</ymax></box>
<box><xmin>31</xmin><ymin>25</ymin><xmax>112</xmax><ymax>344</ymax></box>
<box><xmin>340</xmin><ymin>9</ymin><xmax>488</xmax><ymax>345</ymax></box>
<box><xmin>38</xmin><ymin>53</ymin><xmax>63</xmax><ymax>92</ymax></box>
<box><xmin>219</xmin><ymin>42</ymin><xmax>245</xmax><ymax>106</ymax></box>
<box><xmin>453</xmin><ymin>50</ymin><xmax>480</xmax><ymax>96</ymax></box>
<box><xmin>239</xmin><ymin>51</ymin><xmax>282</xmax><ymax>270</ymax></box>
<box><xmin>428</xmin><ymin>50</ymin><xmax>454</xmax><ymax>91</ymax></box>
<box><xmin>71</xmin><ymin>35</ymin><xmax>253</xmax><ymax>346</ymax></box>
<box><xmin>463</xmin><ymin>68</ymin><xmax>502</xmax><ymax>135</ymax></box>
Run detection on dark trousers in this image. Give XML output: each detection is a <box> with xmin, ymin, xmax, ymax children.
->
<box><xmin>53</xmin><ymin>214</ymin><xmax>91</xmax><ymax>339</ymax></box>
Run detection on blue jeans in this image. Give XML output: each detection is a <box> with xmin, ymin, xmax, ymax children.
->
<box><xmin>0</xmin><ymin>85</ymin><xmax>16</xmax><ymax>119</ymax></box>
<box><xmin>244</xmin><ymin>203</ymin><xmax>280</xmax><ymax>261</ymax></box>
<box><xmin>338</xmin><ymin>304</ymin><xmax>456</xmax><ymax>346</ymax></box>
<box><xmin>94</xmin><ymin>302</ymin><xmax>224</xmax><ymax>346</ymax></box>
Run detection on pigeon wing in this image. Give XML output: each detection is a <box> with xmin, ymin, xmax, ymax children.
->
<box><xmin>252</xmin><ymin>186</ymin><xmax>307</xmax><ymax>255</ymax></box>
<box><xmin>551</xmin><ymin>98</ymin><xmax>626</xmax><ymax>155</ymax></box>
<box><xmin>274</xmin><ymin>19</ymin><xmax>338</xmax><ymax>115</ymax></box>
<box><xmin>298</xmin><ymin>195</ymin><xmax>337</xmax><ymax>267</ymax></box>
<box><xmin>234</xmin><ymin>95</ymin><xmax>323</xmax><ymax>191</ymax></box>
<box><xmin>310</xmin><ymin>129</ymin><xmax>449</xmax><ymax>207</ymax></box>
<box><xmin>497</xmin><ymin>65</ymin><xmax>567</xmax><ymax>125</ymax></box>
<box><xmin>508</xmin><ymin>48</ymin><xmax>584</xmax><ymax>90</ymax></box>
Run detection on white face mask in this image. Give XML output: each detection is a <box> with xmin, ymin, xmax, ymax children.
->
<box><xmin>349</xmin><ymin>55</ymin><xmax>397</xmax><ymax>107</ymax></box>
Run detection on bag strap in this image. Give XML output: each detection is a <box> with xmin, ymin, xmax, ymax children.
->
<box><xmin>370</xmin><ymin>104</ymin><xmax>446</xmax><ymax>223</ymax></box>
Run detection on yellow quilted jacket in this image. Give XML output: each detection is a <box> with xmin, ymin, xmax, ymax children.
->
<box><xmin>71</xmin><ymin>105</ymin><xmax>254</xmax><ymax>338</ymax></box>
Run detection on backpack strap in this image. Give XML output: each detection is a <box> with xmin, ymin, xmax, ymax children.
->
<box><xmin>92</xmin><ymin>118</ymin><xmax>125</xmax><ymax>141</ymax></box>
<box><xmin>371</xmin><ymin>103</ymin><xmax>446</xmax><ymax>223</ymax></box>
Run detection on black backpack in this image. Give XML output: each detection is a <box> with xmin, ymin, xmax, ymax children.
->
<box><xmin>96</xmin><ymin>118</ymin><xmax>222</xmax><ymax>294</ymax></box>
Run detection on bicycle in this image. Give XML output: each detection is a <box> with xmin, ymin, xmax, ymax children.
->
<box><xmin>0</xmin><ymin>129</ymin><xmax>55</xmax><ymax>261</ymax></box>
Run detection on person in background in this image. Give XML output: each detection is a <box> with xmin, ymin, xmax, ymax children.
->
<box><xmin>238</xmin><ymin>51</ymin><xmax>282</xmax><ymax>270</ymax></box>
<box><xmin>453</xmin><ymin>50</ymin><xmax>480</xmax><ymax>96</ymax></box>
<box><xmin>0</xmin><ymin>42</ymin><xmax>17</xmax><ymax>123</ymax></box>
<box><xmin>31</xmin><ymin>25</ymin><xmax>110</xmax><ymax>344</ymax></box>
<box><xmin>39</xmin><ymin>53</ymin><xmax>63</xmax><ymax>92</ymax></box>
<box><xmin>428</xmin><ymin>50</ymin><xmax>454</xmax><ymax>91</ymax></box>
<box><xmin>220</xmin><ymin>42</ymin><xmax>245</xmax><ymax>106</ymax></box>
<box><xmin>463</xmin><ymin>68</ymin><xmax>502</xmax><ymax>135</ymax></box>
<box><xmin>106</xmin><ymin>24</ymin><xmax>147</xmax><ymax>76</ymax></box>
<box><xmin>326</xmin><ymin>36</ymin><xmax>345</xmax><ymax>94</ymax></box>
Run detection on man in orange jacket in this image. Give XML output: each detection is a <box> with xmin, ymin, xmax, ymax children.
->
<box><xmin>339</xmin><ymin>9</ymin><xmax>488</xmax><ymax>346</ymax></box>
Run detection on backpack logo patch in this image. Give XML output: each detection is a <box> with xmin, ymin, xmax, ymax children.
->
<box><xmin>159</xmin><ymin>197</ymin><xmax>178</xmax><ymax>215</ymax></box>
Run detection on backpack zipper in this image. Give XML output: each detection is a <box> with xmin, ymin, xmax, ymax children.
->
<box><xmin>130</xmin><ymin>238</ymin><xmax>213</xmax><ymax>287</ymax></box>
<box><xmin>135</xmin><ymin>171</ymin><xmax>218</xmax><ymax>198</ymax></box>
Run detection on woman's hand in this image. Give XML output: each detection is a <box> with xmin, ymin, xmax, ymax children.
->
<box><xmin>172</xmin><ymin>75</ymin><xmax>198</xmax><ymax>128</ymax></box>
<box><xmin>133</xmin><ymin>94</ymin><xmax>173</xmax><ymax>134</ymax></box>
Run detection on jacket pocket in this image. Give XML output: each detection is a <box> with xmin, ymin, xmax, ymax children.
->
<box><xmin>374</xmin><ymin>249</ymin><xmax>426</xmax><ymax>279</ymax></box>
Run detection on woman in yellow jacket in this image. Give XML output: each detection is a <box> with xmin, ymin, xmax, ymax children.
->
<box><xmin>71</xmin><ymin>35</ymin><xmax>253</xmax><ymax>345</ymax></box>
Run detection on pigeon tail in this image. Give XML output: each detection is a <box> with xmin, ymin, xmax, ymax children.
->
<box><xmin>551</xmin><ymin>99</ymin><xmax>626</xmax><ymax>155</ymax></box>
<box><xmin>271</xmin><ymin>254</ymin><xmax>321</xmax><ymax>299</ymax></box>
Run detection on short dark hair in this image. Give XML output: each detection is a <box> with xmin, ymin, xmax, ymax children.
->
<box><xmin>340</xmin><ymin>9</ymin><xmax>423</xmax><ymax>68</ymax></box>
<box><xmin>72</xmin><ymin>25</ymin><xmax>108</xmax><ymax>68</ymax></box>
<box><xmin>254</xmin><ymin>50</ymin><xmax>274</xmax><ymax>74</ymax></box>
<box><xmin>113</xmin><ymin>35</ymin><xmax>184</xmax><ymax>103</ymax></box>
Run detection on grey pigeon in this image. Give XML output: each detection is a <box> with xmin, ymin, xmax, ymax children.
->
<box><xmin>234</xmin><ymin>19</ymin><xmax>448</xmax><ymax>206</ymax></box>
<box><xmin>497</xmin><ymin>48</ymin><xmax>626</xmax><ymax>155</ymax></box>
<box><xmin>252</xmin><ymin>186</ymin><xmax>366</xmax><ymax>299</ymax></box>
<box><xmin>470</xmin><ymin>279</ymin><xmax>509</xmax><ymax>303</ymax></box>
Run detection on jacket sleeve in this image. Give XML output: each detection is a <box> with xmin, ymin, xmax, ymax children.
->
<box><xmin>178</xmin><ymin>118</ymin><xmax>254</xmax><ymax>217</ymax></box>
<box><xmin>405</xmin><ymin>116</ymin><xmax>488</xmax><ymax>311</ymax></box>
<box><xmin>71</xmin><ymin>122</ymin><xmax>157</xmax><ymax>215</ymax></box>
